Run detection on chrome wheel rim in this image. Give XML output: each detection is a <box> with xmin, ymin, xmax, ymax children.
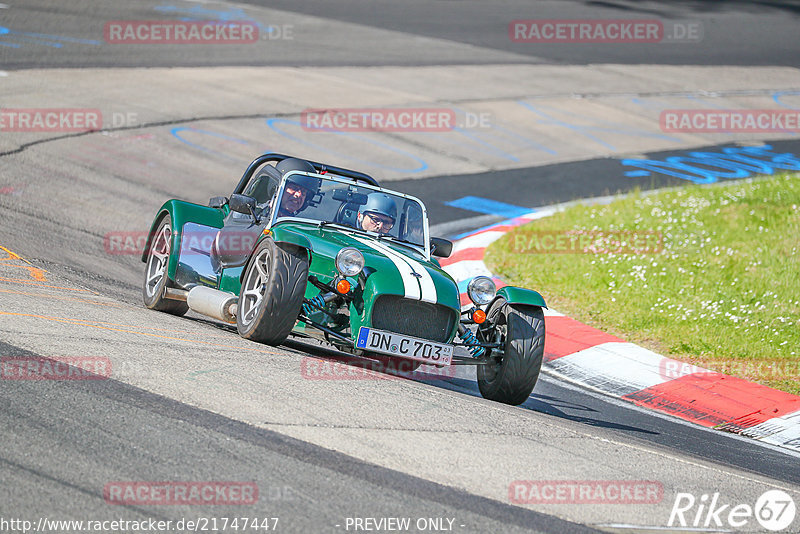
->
<box><xmin>239</xmin><ymin>249</ymin><xmax>269</xmax><ymax>326</ymax></box>
<box><xmin>145</xmin><ymin>223</ymin><xmax>171</xmax><ymax>298</ymax></box>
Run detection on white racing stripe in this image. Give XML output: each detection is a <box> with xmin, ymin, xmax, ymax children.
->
<box><xmin>352</xmin><ymin>235</ymin><xmax>438</xmax><ymax>303</ymax></box>
<box><xmin>351</xmin><ymin>235</ymin><xmax>420</xmax><ymax>300</ymax></box>
<box><xmin>416</xmin><ymin>266</ymin><xmax>438</xmax><ymax>304</ymax></box>
<box><xmin>367</xmin><ymin>238</ymin><xmax>437</xmax><ymax>304</ymax></box>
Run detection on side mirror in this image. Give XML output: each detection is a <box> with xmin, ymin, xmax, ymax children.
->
<box><xmin>229</xmin><ymin>194</ymin><xmax>260</xmax><ymax>223</ymax></box>
<box><xmin>209</xmin><ymin>196</ymin><xmax>228</xmax><ymax>208</ymax></box>
<box><xmin>430</xmin><ymin>237</ymin><xmax>453</xmax><ymax>258</ymax></box>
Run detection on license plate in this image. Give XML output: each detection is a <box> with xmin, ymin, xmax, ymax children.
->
<box><xmin>355</xmin><ymin>327</ymin><xmax>453</xmax><ymax>366</ymax></box>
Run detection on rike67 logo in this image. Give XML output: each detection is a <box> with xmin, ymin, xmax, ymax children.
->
<box><xmin>669</xmin><ymin>490</ymin><xmax>796</xmax><ymax>531</ymax></box>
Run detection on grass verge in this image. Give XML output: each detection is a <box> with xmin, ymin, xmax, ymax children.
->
<box><xmin>485</xmin><ymin>173</ymin><xmax>800</xmax><ymax>395</ymax></box>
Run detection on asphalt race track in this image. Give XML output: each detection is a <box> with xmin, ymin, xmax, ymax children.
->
<box><xmin>1</xmin><ymin>1</ymin><xmax>800</xmax><ymax>533</ymax></box>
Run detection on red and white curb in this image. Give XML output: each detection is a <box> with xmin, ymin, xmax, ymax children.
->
<box><xmin>440</xmin><ymin>210</ymin><xmax>800</xmax><ymax>454</ymax></box>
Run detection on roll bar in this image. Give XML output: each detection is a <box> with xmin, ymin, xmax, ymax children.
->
<box><xmin>234</xmin><ymin>153</ymin><xmax>379</xmax><ymax>194</ymax></box>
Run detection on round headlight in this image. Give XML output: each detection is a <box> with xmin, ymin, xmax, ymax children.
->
<box><xmin>335</xmin><ymin>247</ymin><xmax>365</xmax><ymax>277</ymax></box>
<box><xmin>467</xmin><ymin>276</ymin><xmax>496</xmax><ymax>306</ymax></box>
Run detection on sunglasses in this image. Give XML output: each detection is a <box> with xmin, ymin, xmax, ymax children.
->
<box><xmin>365</xmin><ymin>212</ymin><xmax>394</xmax><ymax>229</ymax></box>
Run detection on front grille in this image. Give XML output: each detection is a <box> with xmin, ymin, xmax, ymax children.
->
<box><xmin>370</xmin><ymin>295</ymin><xmax>456</xmax><ymax>343</ymax></box>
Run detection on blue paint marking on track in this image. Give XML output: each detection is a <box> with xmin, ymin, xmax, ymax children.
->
<box><xmin>621</xmin><ymin>144</ymin><xmax>800</xmax><ymax>184</ymax></box>
<box><xmin>630</xmin><ymin>97</ymin><xmax>666</xmax><ymax>109</ymax></box>
<box><xmin>155</xmin><ymin>5</ymin><xmax>275</xmax><ymax>33</ymax></box>
<box><xmin>446</xmin><ymin>106</ymin><xmax>557</xmax><ymax>157</ymax></box>
<box><xmin>265</xmin><ymin>118</ymin><xmax>428</xmax><ymax>173</ymax></box>
<box><xmin>517</xmin><ymin>100</ymin><xmax>681</xmax><ymax>151</ymax></box>
<box><xmin>0</xmin><ymin>26</ymin><xmax>101</xmax><ymax>48</ymax></box>
<box><xmin>169</xmin><ymin>120</ymin><xmax>429</xmax><ymax>172</ymax></box>
<box><xmin>11</xmin><ymin>35</ymin><xmax>63</xmax><ymax>48</ymax></box>
<box><xmin>448</xmin><ymin>127</ymin><xmax>520</xmax><ymax>162</ymax></box>
<box><xmin>10</xmin><ymin>30</ymin><xmax>101</xmax><ymax>45</ymax></box>
<box><xmin>773</xmin><ymin>90</ymin><xmax>800</xmax><ymax>110</ymax></box>
<box><xmin>449</xmin><ymin>215</ymin><xmax>534</xmax><ymax>240</ymax></box>
<box><xmin>625</xmin><ymin>170</ymin><xmax>651</xmax><ymax>177</ymax></box>
<box><xmin>446</xmin><ymin>196</ymin><xmax>531</xmax><ymax>218</ymax></box>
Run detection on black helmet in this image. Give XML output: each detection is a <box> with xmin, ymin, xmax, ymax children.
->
<box><xmin>276</xmin><ymin>158</ymin><xmax>319</xmax><ymax>213</ymax></box>
<box><xmin>360</xmin><ymin>193</ymin><xmax>397</xmax><ymax>222</ymax></box>
<box><xmin>277</xmin><ymin>158</ymin><xmax>319</xmax><ymax>195</ymax></box>
<box><xmin>276</xmin><ymin>157</ymin><xmax>315</xmax><ymax>175</ymax></box>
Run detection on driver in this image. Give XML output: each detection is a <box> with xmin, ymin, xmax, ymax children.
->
<box><xmin>273</xmin><ymin>158</ymin><xmax>319</xmax><ymax>218</ymax></box>
<box><xmin>358</xmin><ymin>193</ymin><xmax>397</xmax><ymax>234</ymax></box>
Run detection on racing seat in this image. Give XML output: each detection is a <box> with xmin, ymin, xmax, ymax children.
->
<box><xmin>211</xmin><ymin>165</ymin><xmax>283</xmax><ymax>272</ymax></box>
<box><xmin>245</xmin><ymin>165</ymin><xmax>282</xmax><ymax>206</ymax></box>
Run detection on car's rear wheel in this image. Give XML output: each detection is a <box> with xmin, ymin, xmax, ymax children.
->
<box><xmin>142</xmin><ymin>215</ymin><xmax>189</xmax><ymax>316</ymax></box>
<box><xmin>237</xmin><ymin>239</ymin><xmax>308</xmax><ymax>345</ymax></box>
<box><xmin>476</xmin><ymin>299</ymin><xmax>545</xmax><ymax>405</ymax></box>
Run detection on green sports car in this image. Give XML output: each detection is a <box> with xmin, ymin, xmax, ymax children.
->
<box><xmin>141</xmin><ymin>153</ymin><xmax>547</xmax><ymax>405</ymax></box>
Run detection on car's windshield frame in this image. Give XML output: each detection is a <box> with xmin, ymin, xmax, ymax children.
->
<box><xmin>268</xmin><ymin>170</ymin><xmax>431</xmax><ymax>258</ymax></box>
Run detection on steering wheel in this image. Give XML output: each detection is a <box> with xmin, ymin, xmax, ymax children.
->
<box><xmin>334</xmin><ymin>203</ymin><xmax>359</xmax><ymax>227</ymax></box>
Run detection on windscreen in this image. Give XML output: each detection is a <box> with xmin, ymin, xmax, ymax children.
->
<box><xmin>272</xmin><ymin>173</ymin><xmax>428</xmax><ymax>250</ymax></box>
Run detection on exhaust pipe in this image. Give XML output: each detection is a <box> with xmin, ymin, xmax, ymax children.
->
<box><xmin>187</xmin><ymin>286</ymin><xmax>238</xmax><ymax>324</ymax></box>
<box><xmin>164</xmin><ymin>288</ymin><xmax>189</xmax><ymax>301</ymax></box>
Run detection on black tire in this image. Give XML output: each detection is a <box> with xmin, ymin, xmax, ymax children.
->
<box><xmin>476</xmin><ymin>300</ymin><xmax>545</xmax><ymax>405</ymax></box>
<box><xmin>142</xmin><ymin>215</ymin><xmax>189</xmax><ymax>316</ymax></box>
<box><xmin>237</xmin><ymin>239</ymin><xmax>308</xmax><ymax>345</ymax></box>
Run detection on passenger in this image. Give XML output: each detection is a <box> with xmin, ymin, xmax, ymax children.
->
<box><xmin>357</xmin><ymin>193</ymin><xmax>397</xmax><ymax>234</ymax></box>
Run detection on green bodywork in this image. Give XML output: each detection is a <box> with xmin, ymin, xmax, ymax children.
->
<box><xmin>144</xmin><ymin>199</ymin><xmax>543</xmax><ymax>347</ymax></box>
<box><xmin>141</xmin><ymin>199</ymin><xmax>226</xmax><ymax>281</ymax></box>
<box><xmin>144</xmin><ymin>201</ymin><xmax>461</xmax><ymax>343</ymax></box>
<box><xmin>495</xmin><ymin>286</ymin><xmax>547</xmax><ymax>309</ymax></box>
<box><xmin>263</xmin><ymin>222</ymin><xmax>461</xmax><ymax>342</ymax></box>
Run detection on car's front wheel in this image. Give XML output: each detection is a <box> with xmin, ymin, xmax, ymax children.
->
<box><xmin>476</xmin><ymin>300</ymin><xmax>545</xmax><ymax>405</ymax></box>
<box><xmin>237</xmin><ymin>239</ymin><xmax>308</xmax><ymax>345</ymax></box>
<box><xmin>142</xmin><ymin>215</ymin><xmax>189</xmax><ymax>316</ymax></box>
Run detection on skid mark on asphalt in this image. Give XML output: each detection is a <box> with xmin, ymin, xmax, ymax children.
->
<box><xmin>0</xmin><ymin>311</ymin><xmax>280</xmax><ymax>355</ymax></box>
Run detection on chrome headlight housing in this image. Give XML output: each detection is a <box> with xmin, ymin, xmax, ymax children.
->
<box><xmin>335</xmin><ymin>247</ymin><xmax>365</xmax><ymax>277</ymax></box>
<box><xmin>467</xmin><ymin>276</ymin><xmax>496</xmax><ymax>306</ymax></box>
